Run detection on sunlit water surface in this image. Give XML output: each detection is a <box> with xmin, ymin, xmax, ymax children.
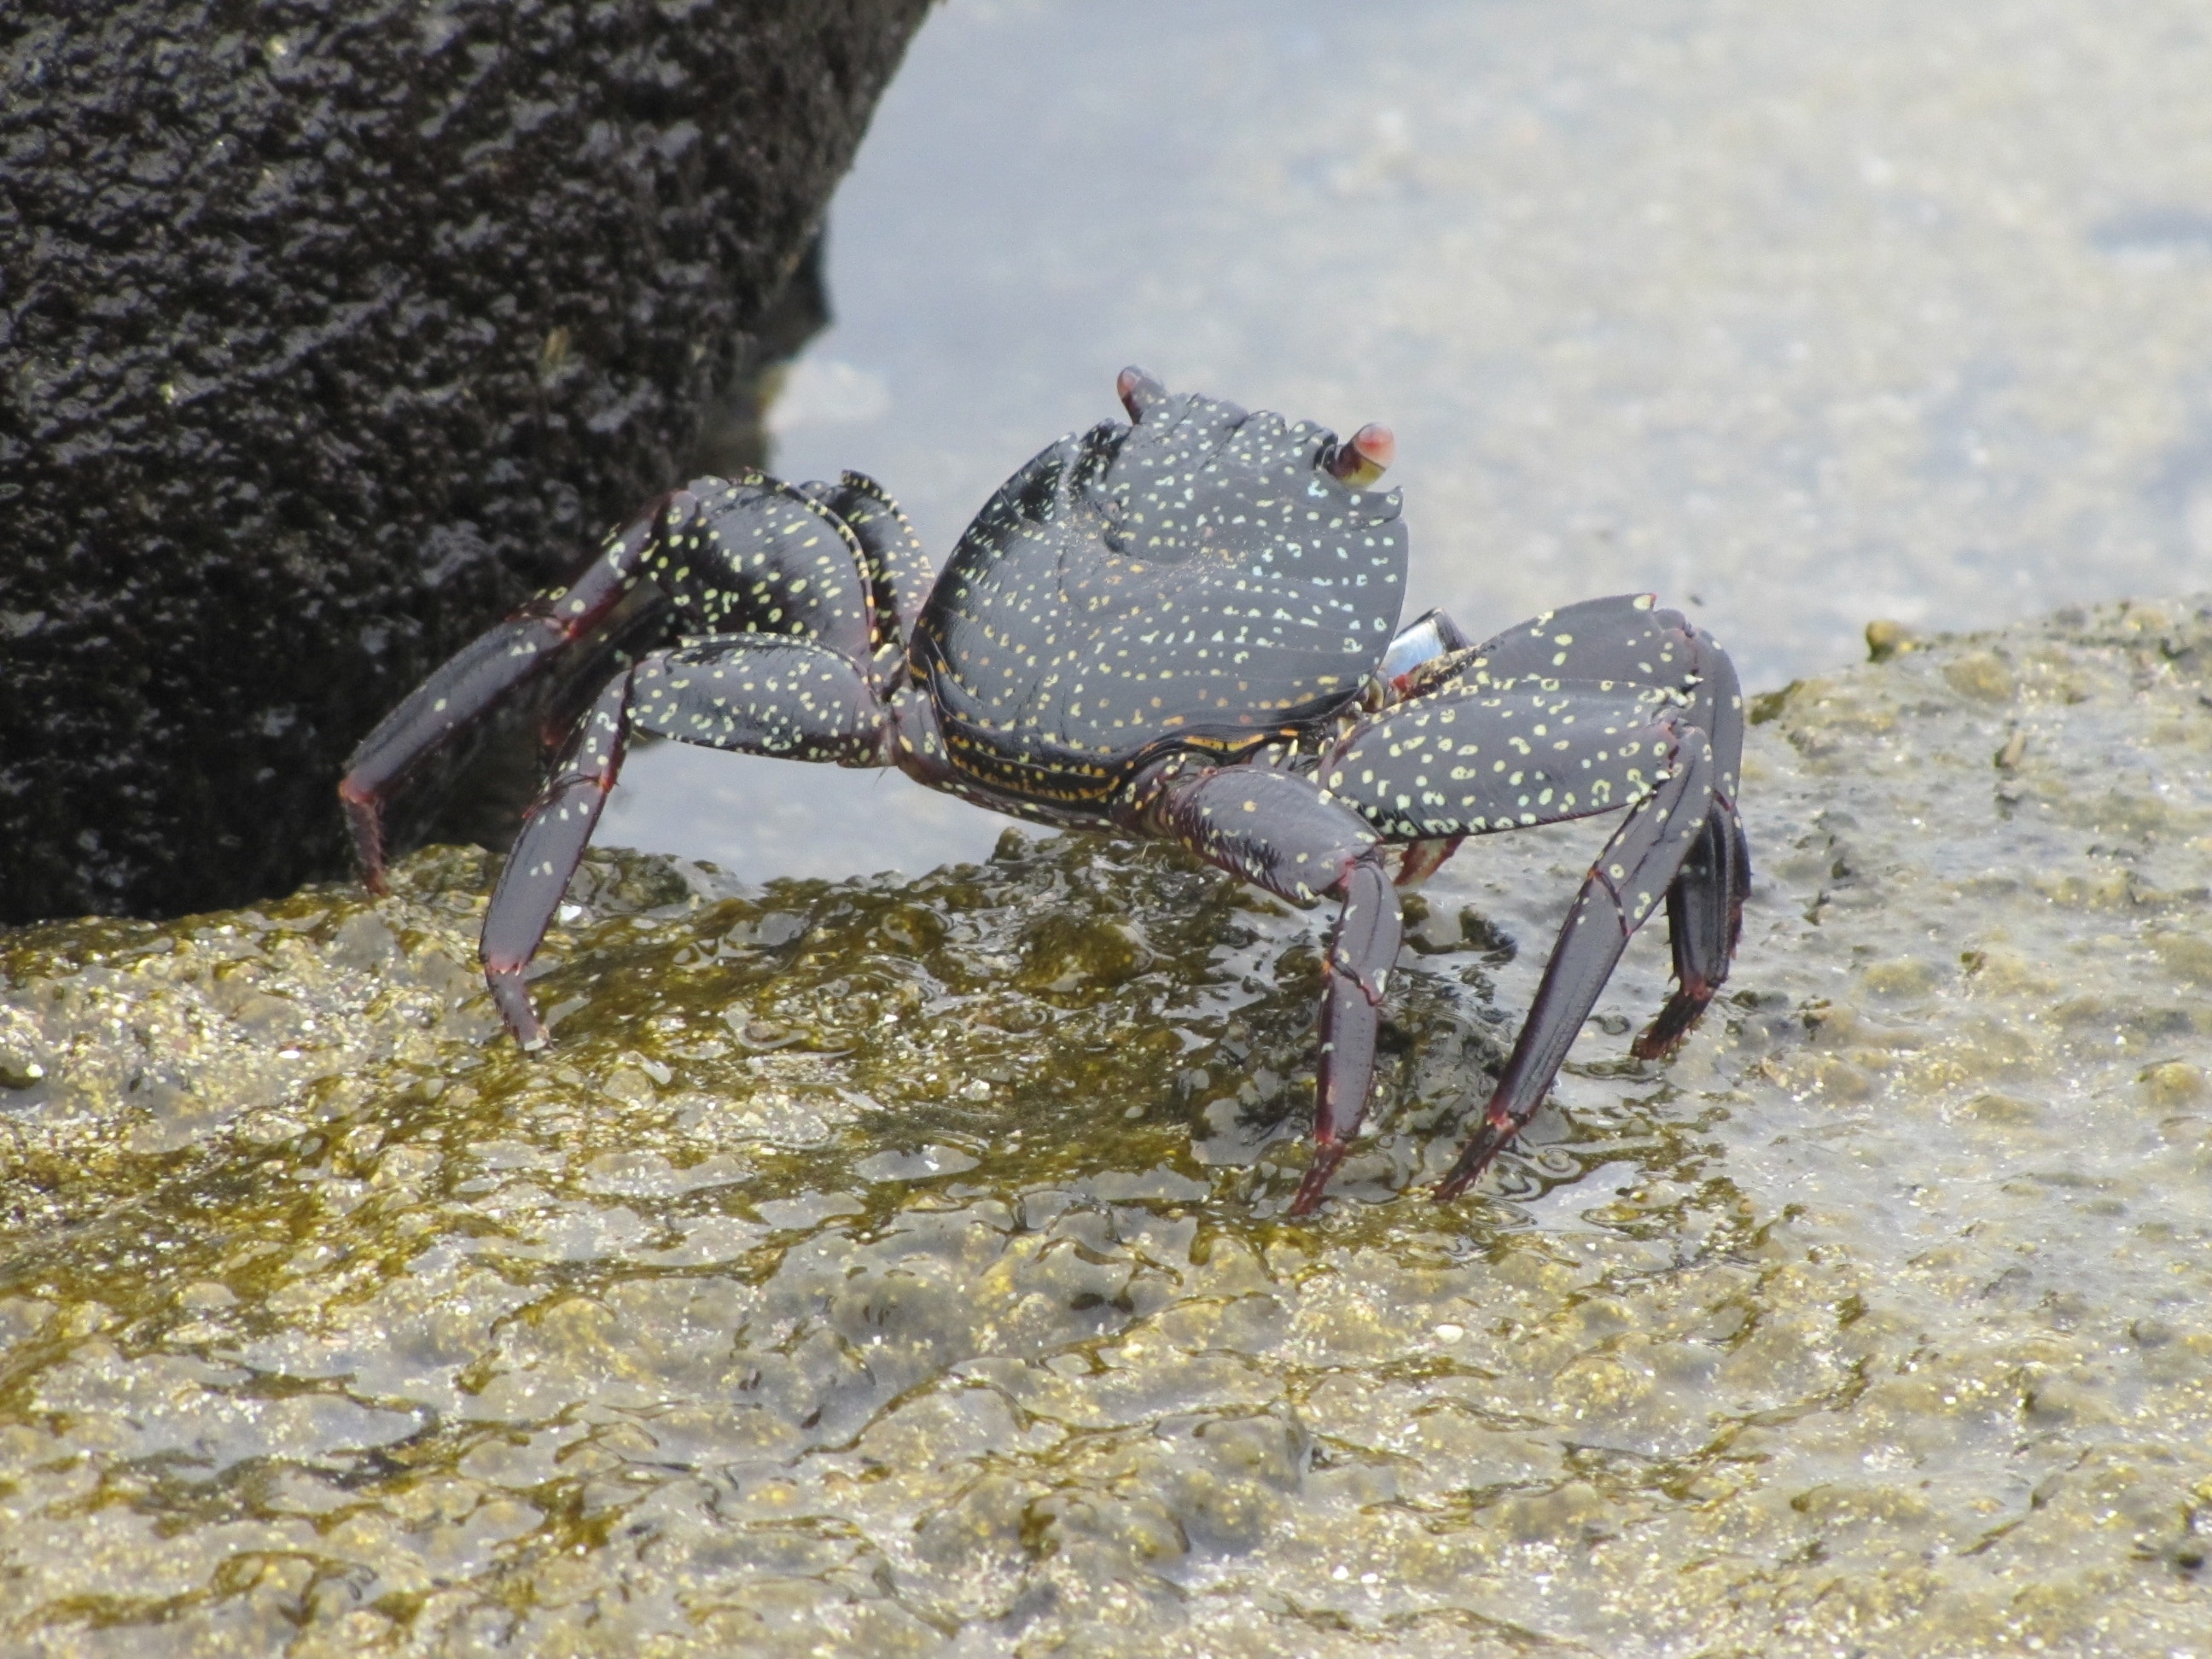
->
<box><xmin>603</xmin><ymin>0</ymin><xmax>2212</xmax><ymax>883</ymax></box>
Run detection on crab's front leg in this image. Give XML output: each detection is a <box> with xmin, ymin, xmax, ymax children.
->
<box><xmin>483</xmin><ymin>633</ymin><xmax>899</xmax><ymax>1046</ymax></box>
<box><xmin>338</xmin><ymin>498</ymin><xmax>675</xmax><ymax>889</ymax></box>
<box><xmin>1126</xmin><ymin>763</ymin><xmax>1404</xmax><ymax>1215</ymax></box>
<box><xmin>1432</xmin><ymin>597</ymin><xmax>1753</xmax><ymax>1063</ymax></box>
<box><xmin>480</xmin><ymin>668</ymin><xmax>636</xmax><ymax>1044</ymax></box>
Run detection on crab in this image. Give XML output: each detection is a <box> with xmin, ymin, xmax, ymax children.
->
<box><xmin>340</xmin><ymin>369</ymin><xmax>1749</xmax><ymax>1213</ymax></box>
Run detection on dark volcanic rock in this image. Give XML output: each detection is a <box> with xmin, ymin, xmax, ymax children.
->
<box><xmin>0</xmin><ymin>0</ymin><xmax>929</xmax><ymax>924</ymax></box>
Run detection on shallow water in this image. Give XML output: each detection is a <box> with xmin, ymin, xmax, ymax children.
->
<box><xmin>5</xmin><ymin>603</ymin><xmax>2212</xmax><ymax>1655</ymax></box>
<box><xmin>606</xmin><ymin>0</ymin><xmax>2212</xmax><ymax>882</ymax></box>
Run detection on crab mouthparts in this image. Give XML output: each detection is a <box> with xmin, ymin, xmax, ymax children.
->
<box><xmin>1324</xmin><ymin>423</ymin><xmax>1394</xmax><ymax>486</ymax></box>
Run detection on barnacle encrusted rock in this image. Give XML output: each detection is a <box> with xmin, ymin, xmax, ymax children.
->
<box><xmin>4</xmin><ymin>599</ymin><xmax>2212</xmax><ymax>1656</ymax></box>
<box><xmin>0</xmin><ymin>0</ymin><xmax>928</xmax><ymax>923</ymax></box>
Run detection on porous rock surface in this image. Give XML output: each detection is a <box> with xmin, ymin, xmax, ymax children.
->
<box><xmin>0</xmin><ymin>0</ymin><xmax>928</xmax><ymax>923</ymax></box>
<box><xmin>3</xmin><ymin>600</ymin><xmax>2211</xmax><ymax>1655</ymax></box>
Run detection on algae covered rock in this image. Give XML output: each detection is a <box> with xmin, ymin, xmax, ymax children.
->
<box><xmin>5</xmin><ymin>599</ymin><xmax>2212</xmax><ymax>1655</ymax></box>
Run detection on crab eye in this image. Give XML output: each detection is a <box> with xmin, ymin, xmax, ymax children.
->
<box><xmin>1117</xmin><ymin>365</ymin><xmax>1167</xmax><ymax>422</ymax></box>
<box><xmin>1323</xmin><ymin>423</ymin><xmax>1394</xmax><ymax>486</ymax></box>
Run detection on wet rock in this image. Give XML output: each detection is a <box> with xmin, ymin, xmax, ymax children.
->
<box><xmin>6</xmin><ymin>598</ymin><xmax>2212</xmax><ymax>1654</ymax></box>
<box><xmin>0</xmin><ymin>0</ymin><xmax>929</xmax><ymax>924</ymax></box>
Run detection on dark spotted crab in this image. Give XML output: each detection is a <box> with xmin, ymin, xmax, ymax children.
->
<box><xmin>341</xmin><ymin>370</ymin><xmax>1749</xmax><ymax>1212</ymax></box>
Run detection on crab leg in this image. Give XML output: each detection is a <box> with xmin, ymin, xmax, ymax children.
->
<box><xmin>1631</xmin><ymin>803</ymin><xmax>1749</xmax><ymax>1060</ymax></box>
<box><xmin>1633</xmin><ymin>625</ymin><xmax>1749</xmax><ymax>1058</ymax></box>
<box><xmin>1303</xmin><ymin>854</ymin><xmax>1403</xmax><ymax>1212</ymax></box>
<box><xmin>479</xmin><ymin>634</ymin><xmax>900</xmax><ymax>1046</ymax></box>
<box><xmin>627</xmin><ymin>635</ymin><xmax>892</xmax><ymax>765</ymax></box>
<box><xmin>1134</xmin><ymin>764</ymin><xmax>1404</xmax><ymax>1214</ymax></box>
<box><xmin>338</xmin><ymin>502</ymin><xmax>671</xmax><ymax>890</ymax></box>
<box><xmin>1435</xmin><ymin>725</ymin><xmax>1715</xmax><ymax>1199</ymax></box>
<box><xmin>797</xmin><ymin>473</ymin><xmax>935</xmax><ymax>668</ymax></box>
<box><xmin>481</xmin><ymin>669</ymin><xmax>635</xmax><ymax>1046</ymax></box>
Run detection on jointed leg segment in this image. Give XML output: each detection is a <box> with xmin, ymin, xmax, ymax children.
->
<box><xmin>338</xmin><ymin>502</ymin><xmax>672</xmax><ymax>889</ymax></box>
<box><xmin>1634</xmin><ymin>621</ymin><xmax>1749</xmax><ymax>1059</ymax></box>
<box><xmin>482</xmin><ymin>671</ymin><xmax>634</xmax><ymax>1046</ymax></box>
<box><xmin>478</xmin><ymin>633</ymin><xmax>897</xmax><ymax>1045</ymax></box>
<box><xmin>1435</xmin><ymin>725</ymin><xmax>1718</xmax><ymax>1199</ymax></box>
<box><xmin>1631</xmin><ymin>802</ymin><xmax>1749</xmax><ymax>1061</ymax></box>
<box><xmin>1302</xmin><ymin>854</ymin><xmax>1403</xmax><ymax>1214</ymax></box>
<box><xmin>336</xmin><ymin>483</ymin><xmax>906</xmax><ymax>1051</ymax></box>
<box><xmin>1136</xmin><ymin>763</ymin><xmax>1405</xmax><ymax>1216</ymax></box>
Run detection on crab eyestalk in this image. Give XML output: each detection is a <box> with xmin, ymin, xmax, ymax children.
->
<box><xmin>1324</xmin><ymin>423</ymin><xmax>1394</xmax><ymax>487</ymax></box>
<box><xmin>1117</xmin><ymin>365</ymin><xmax>1167</xmax><ymax>422</ymax></box>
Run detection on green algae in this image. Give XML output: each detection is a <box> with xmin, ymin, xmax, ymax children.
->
<box><xmin>5</xmin><ymin>601</ymin><xmax>2212</xmax><ymax>1656</ymax></box>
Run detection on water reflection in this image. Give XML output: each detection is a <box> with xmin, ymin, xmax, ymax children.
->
<box><xmin>607</xmin><ymin>0</ymin><xmax>2212</xmax><ymax>879</ymax></box>
<box><xmin>602</xmin><ymin>742</ymin><xmax>1011</xmax><ymax>879</ymax></box>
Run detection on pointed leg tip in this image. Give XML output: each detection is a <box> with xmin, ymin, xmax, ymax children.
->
<box><xmin>1288</xmin><ymin>1142</ymin><xmax>1349</xmax><ymax>1218</ymax></box>
<box><xmin>340</xmin><ymin>788</ymin><xmax>392</xmax><ymax>894</ymax></box>
<box><xmin>1630</xmin><ymin>983</ymin><xmax>1714</xmax><ymax>1060</ymax></box>
<box><xmin>1435</xmin><ymin>1109</ymin><xmax>1517</xmax><ymax>1202</ymax></box>
<box><xmin>1433</xmin><ymin>1156</ymin><xmax>1491</xmax><ymax>1205</ymax></box>
<box><xmin>486</xmin><ymin>967</ymin><xmax>551</xmax><ymax>1051</ymax></box>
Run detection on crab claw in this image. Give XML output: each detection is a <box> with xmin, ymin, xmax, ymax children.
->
<box><xmin>1324</xmin><ymin>423</ymin><xmax>1394</xmax><ymax>486</ymax></box>
<box><xmin>1117</xmin><ymin>365</ymin><xmax>1167</xmax><ymax>422</ymax></box>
